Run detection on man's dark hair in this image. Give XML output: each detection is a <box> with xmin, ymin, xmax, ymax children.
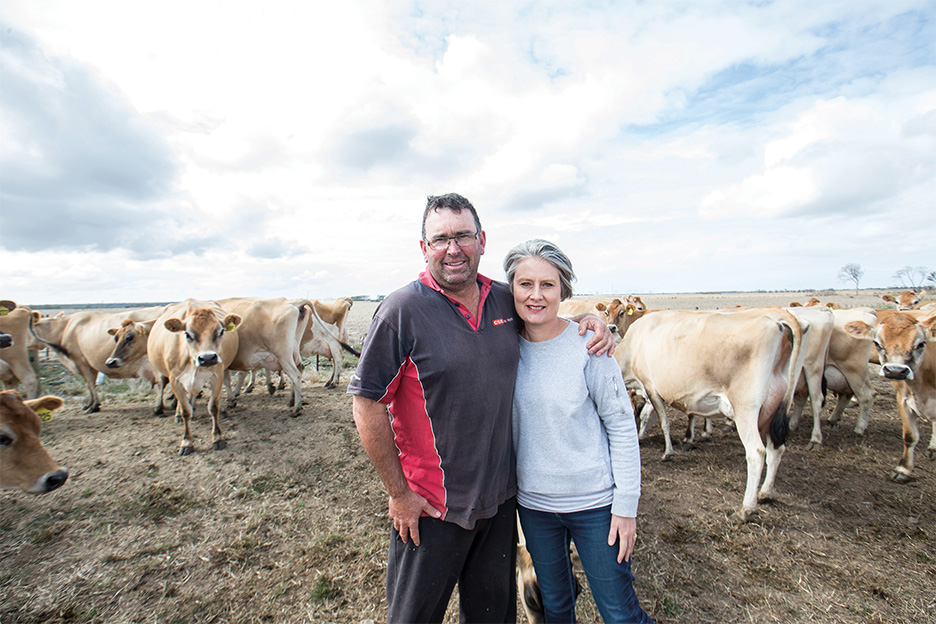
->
<box><xmin>422</xmin><ymin>193</ymin><xmax>483</xmax><ymax>240</ymax></box>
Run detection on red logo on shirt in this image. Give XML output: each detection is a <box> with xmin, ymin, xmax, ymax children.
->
<box><xmin>492</xmin><ymin>317</ymin><xmax>513</xmax><ymax>326</ymax></box>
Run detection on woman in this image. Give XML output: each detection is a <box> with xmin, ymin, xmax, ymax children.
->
<box><xmin>504</xmin><ymin>239</ymin><xmax>653</xmax><ymax>623</ymax></box>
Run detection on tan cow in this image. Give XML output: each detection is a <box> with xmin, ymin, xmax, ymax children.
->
<box><xmin>31</xmin><ymin>306</ymin><xmax>167</xmax><ymax>412</ymax></box>
<box><xmin>0</xmin><ymin>302</ymin><xmax>40</xmax><ymax>397</ymax></box>
<box><xmin>558</xmin><ymin>299</ymin><xmax>628</xmax><ymax>335</ymax></box>
<box><xmin>881</xmin><ymin>290</ymin><xmax>926</xmax><ymax>311</ymax></box>
<box><xmin>823</xmin><ymin>308</ymin><xmax>877</xmax><ymax>435</ymax></box>
<box><xmin>147</xmin><ymin>300</ymin><xmax>241</xmax><ymax>455</ymax></box>
<box><xmin>616</xmin><ymin>308</ymin><xmax>803</xmax><ymax>522</ymax></box>
<box><xmin>218</xmin><ymin>297</ymin><xmax>310</xmax><ymax>416</ymax></box>
<box><xmin>0</xmin><ymin>300</ymin><xmax>15</xmax><ymax>349</ymax></box>
<box><xmin>844</xmin><ymin>311</ymin><xmax>936</xmax><ymax>482</ymax></box>
<box><xmin>291</xmin><ymin>299</ymin><xmax>360</xmax><ymax>389</ymax></box>
<box><xmin>0</xmin><ymin>390</ymin><xmax>69</xmax><ymax>493</ymax></box>
<box><xmin>310</xmin><ymin>297</ymin><xmax>354</xmax><ymax>343</ymax></box>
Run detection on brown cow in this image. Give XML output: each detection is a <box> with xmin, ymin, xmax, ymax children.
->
<box><xmin>219</xmin><ymin>297</ymin><xmax>310</xmax><ymax>416</ymax></box>
<box><xmin>31</xmin><ymin>306</ymin><xmax>167</xmax><ymax>412</ymax></box>
<box><xmin>0</xmin><ymin>390</ymin><xmax>68</xmax><ymax>493</ymax></box>
<box><xmin>823</xmin><ymin>308</ymin><xmax>877</xmax><ymax>434</ymax></box>
<box><xmin>147</xmin><ymin>300</ymin><xmax>241</xmax><ymax>455</ymax></box>
<box><xmin>558</xmin><ymin>299</ymin><xmax>627</xmax><ymax>335</ymax></box>
<box><xmin>882</xmin><ymin>290</ymin><xmax>926</xmax><ymax>311</ymax></box>
<box><xmin>0</xmin><ymin>302</ymin><xmax>39</xmax><ymax>397</ymax></box>
<box><xmin>845</xmin><ymin>311</ymin><xmax>936</xmax><ymax>482</ymax></box>
<box><xmin>291</xmin><ymin>299</ymin><xmax>360</xmax><ymax>388</ymax></box>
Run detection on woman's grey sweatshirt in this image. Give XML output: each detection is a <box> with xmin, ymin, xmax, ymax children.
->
<box><xmin>512</xmin><ymin>321</ymin><xmax>641</xmax><ymax>518</ymax></box>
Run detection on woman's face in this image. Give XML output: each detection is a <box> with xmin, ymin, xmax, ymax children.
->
<box><xmin>512</xmin><ymin>257</ymin><xmax>562</xmax><ymax>329</ymax></box>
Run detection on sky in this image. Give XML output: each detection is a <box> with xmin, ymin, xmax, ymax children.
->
<box><xmin>1</xmin><ymin>0</ymin><xmax>934</xmax><ymax>305</ymax></box>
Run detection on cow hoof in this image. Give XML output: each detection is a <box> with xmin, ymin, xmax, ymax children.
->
<box><xmin>85</xmin><ymin>404</ymin><xmax>100</xmax><ymax>414</ymax></box>
<box><xmin>888</xmin><ymin>470</ymin><xmax>913</xmax><ymax>484</ymax></box>
<box><xmin>290</xmin><ymin>409</ymin><xmax>302</xmax><ymax>418</ymax></box>
<box><xmin>179</xmin><ymin>446</ymin><xmax>193</xmax><ymax>457</ymax></box>
<box><xmin>729</xmin><ymin>510</ymin><xmax>749</xmax><ymax>524</ymax></box>
<box><xmin>213</xmin><ymin>440</ymin><xmax>226</xmax><ymax>451</ymax></box>
<box><xmin>660</xmin><ymin>454</ymin><xmax>673</xmax><ymax>462</ymax></box>
<box><xmin>154</xmin><ymin>408</ymin><xmax>166</xmax><ymax>417</ymax></box>
<box><xmin>805</xmin><ymin>441</ymin><xmax>822</xmax><ymax>452</ymax></box>
<box><xmin>681</xmin><ymin>442</ymin><xmax>696</xmax><ymax>452</ymax></box>
<box><xmin>721</xmin><ymin>424</ymin><xmax>734</xmax><ymax>434</ymax></box>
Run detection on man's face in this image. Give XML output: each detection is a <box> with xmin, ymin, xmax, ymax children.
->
<box><xmin>420</xmin><ymin>209</ymin><xmax>486</xmax><ymax>292</ymax></box>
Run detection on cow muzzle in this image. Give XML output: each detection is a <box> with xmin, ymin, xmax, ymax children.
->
<box><xmin>105</xmin><ymin>358</ymin><xmax>122</xmax><ymax>369</ymax></box>
<box><xmin>28</xmin><ymin>467</ymin><xmax>69</xmax><ymax>493</ymax></box>
<box><xmin>197</xmin><ymin>352</ymin><xmax>220</xmax><ymax>367</ymax></box>
<box><xmin>881</xmin><ymin>364</ymin><xmax>913</xmax><ymax>381</ymax></box>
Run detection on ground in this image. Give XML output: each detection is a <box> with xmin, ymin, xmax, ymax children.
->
<box><xmin>1</xmin><ymin>291</ymin><xmax>933</xmax><ymax>623</ymax></box>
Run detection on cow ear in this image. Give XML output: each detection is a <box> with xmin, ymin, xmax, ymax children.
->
<box><xmin>923</xmin><ymin>315</ymin><xmax>936</xmax><ymax>338</ymax></box>
<box><xmin>882</xmin><ymin>295</ymin><xmax>895</xmax><ymax>303</ymax></box>
<box><xmin>595</xmin><ymin>302</ymin><xmax>607</xmax><ymax>312</ymax></box>
<box><xmin>626</xmin><ymin>304</ymin><xmax>636</xmax><ymax>316</ymax></box>
<box><xmin>843</xmin><ymin>320</ymin><xmax>873</xmax><ymax>338</ymax></box>
<box><xmin>108</xmin><ymin>328</ymin><xmax>119</xmax><ymax>336</ymax></box>
<box><xmin>223</xmin><ymin>314</ymin><xmax>242</xmax><ymax>332</ymax></box>
<box><xmin>0</xmin><ymin>300</ymin><xmax>15</xmax><ymax>314</ymax></box>
<box><xmin>611</xmin><ymin>298</ymin><xmax>622</xmax><ymax>305</ymax></box>
<box><xmin>165</xmin><ymin>318</ymin><xmax>185</xmax><ymax>332</ymax></box>
<box><xmin>24</xmin><ymin>396</ymin><xmax>65</xmax><ymax>412</ymax></box>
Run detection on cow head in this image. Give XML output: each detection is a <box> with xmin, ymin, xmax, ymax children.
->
<box><xmin>625</xmin><ymin>295</ymin><xmax>646</xmax><ymax>311</ymax></box>
<box><xmin>883</xmin><ymin>291</ymin><xmax>925</xmax><ymax>311</ymax></box>
<box><xmin>0</xmin><ymin>390</ymin><xmax>69</xmax><ymax>493</ymax></box>
<box><xmin>164</xmin><ymin>308</ymin><xmax>241</xmax><ymax>367</ymax></box>
<box><xmin>106</xmin><ymin>319</ymin><xmax>156</xmax><ymax>369</ymax></box>
<box><xmin>846</xmin><ymin>313</ymin><xmax>936</xmax><ymax>381</ymax></box>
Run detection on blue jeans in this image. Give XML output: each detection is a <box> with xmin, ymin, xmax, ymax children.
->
<box><xmin>518</xmin><ymin>504</ymin><xmax>654</xmax><ymax>623</ymax></box>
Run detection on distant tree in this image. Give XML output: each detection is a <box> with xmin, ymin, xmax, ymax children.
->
<box><xmin>927</xmin><ymin>270</ymin><xmax>936</xmax><ymax>288</ymax></box>
<box><xmin>893</xmin><ymin>266</ymin><xmax>930</xmax><ymax>290</ymax></box>
<box><xmin>838</xmin><ymin>263</ymin><xmax>864</xmax><ymax>295</ymax></box>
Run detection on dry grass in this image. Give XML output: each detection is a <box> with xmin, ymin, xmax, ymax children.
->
<box><xmin>2</xmin><ymin>291</ymin><xmax>934</xmax><ymax>623</ymax></box>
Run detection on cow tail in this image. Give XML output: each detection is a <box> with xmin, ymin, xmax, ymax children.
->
<box><xmin>28</xmin><ymin>314</ymin><xmax>69</xmax><ymax>357</ymax></box>
<box><xmin>769</xmin><ymin>404</ymin><xmax>789</xmax><ymax>448</ymax></box>
<box><xmin>340</xmin><ymin>341</ymin><xmax>361</xmax><ymax>357</ymax></box>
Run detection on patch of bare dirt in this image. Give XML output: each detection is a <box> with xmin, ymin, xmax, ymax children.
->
<box><xmin>2</xmin><ymin>294</ymin><xmax>934</xmax><ymax>623</ymax></box>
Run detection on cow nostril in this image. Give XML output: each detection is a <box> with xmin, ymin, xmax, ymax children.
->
<box><xmin>43</xmin><ymin>469</ymin><xmax>69</xmax><ymax>492</ymax></box>
<box><xmin>106</xmin><ymin>359</ymin><xmax>120</xmax><ymax>368</ymax></box>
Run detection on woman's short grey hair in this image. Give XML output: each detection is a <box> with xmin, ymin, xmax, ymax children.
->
<box><xmin>503</xmin><ymin>239</ymin><xmax>576</xmax><ymax>301</ymax></box>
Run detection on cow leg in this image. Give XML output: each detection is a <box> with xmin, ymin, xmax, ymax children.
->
<box><xmin>637</xmin><ymin>403</ymin><xmax>656</xmax><ymax>440</ymax></box>
<box><xmin>682</xmin><ymin>415</ymin><xmax>698</xmax><ymax>451</ymax></box>
<box><xmin>731</xmin><ymin>410</ymin><xmax>764</xmax><ymax>524</ymax></box>
<box><xmin>10</xmin><ymin>360</ymin><xmax>39</xmax><ymax>399</ymax></box>
<box><xmin>700</xmin><ymin>417</ymin><xmax>714</xmax><ymax>441</ymax></box>
<box><xmin>647</xmin><ymin>392</ymin><xmax>674</xmax><ymax>461</ymax></box>
<box><xmin>758</xmin><ymin>439</ymin><xmax>785</xmax><ymax>503</ymax></box>
<box><xmin>802</xmin><ymin>374</ymin><xmax>826</xmax><ymax>450</ymax></box>
<box><xmin>170</xmin><ymin>378</ymin><xmax>195</xmax><ymax>456</ymax></box>
<box><xmin>851</xmin><ymin>378</ymin><xmax>875</xmax><ymax>436</ymax></box>
<box><xmin>207</xmin><ymin>376</ymin><xmax>226</xmax><ymax>451</ymax></box>
<box><xmin>230</xmin><ymin>371</ymin><xmax>247</xmax><ymax>403</ymax></box>
<box><xmin>890</xmin><ymin>384</ymin><xmax>919</xmax><ymax>483</ymax></box>
<box><xmin>788</xmin><ymin>385</ymin><xmax>807</xmax><ymax>431</ymax></box>
<box><xmin>825</xmin><ymin>392</ymin><xmax>850</xmax><ymax>426</ymax></box>
<box><xmin>223</xmin><ymin>370</ymin><xmax>236</xmax><ymax>410</ymax></box>
<box><xmin>154</xmin><ymin>376</ymin><xmax>169</xmax><ymax>416</ymax></box>
<box><xmin>244</xmin><ymin>370</ymin><xmax>256</xmax><ymax>394</ymax></box>
<box><xmin>281</xmin><ymin>360</ymin><xmax>303</xmax><ymax>417</ymax></box>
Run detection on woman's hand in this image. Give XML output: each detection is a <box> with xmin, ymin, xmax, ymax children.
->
<box><xmin>608</xmin><ymin>514</ymin><xmax>637</xmax><ymax>563</ymax></box>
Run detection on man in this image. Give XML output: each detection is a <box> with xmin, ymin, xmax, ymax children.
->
<box><xmin>349</xmin><ymin>193</ymin><xmax>614</xmax><ymax>623</ymax></box>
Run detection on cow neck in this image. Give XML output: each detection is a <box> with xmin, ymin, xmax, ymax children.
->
<box><xmin>419</xmin><ymin>270</ymin><xmax>492</xmax><ymax>331</ymax></box>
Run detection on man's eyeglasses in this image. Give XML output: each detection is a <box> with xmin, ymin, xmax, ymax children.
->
<box><xmin>424</xmin><ymin>232</ymin><xmax>479</xmax><ymax>251</ymax></box>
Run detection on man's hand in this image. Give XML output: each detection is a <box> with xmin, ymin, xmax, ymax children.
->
<box><xmin>389</xmin><ymin>489</ymin><xmax>443</xmax><ymax>546</ymax></box>
<box><xmin>575</xmin><ymin>313</ymin><xmax>616</xmax><ymax>356</ymax></box>
<box><xmin>608</xmin><ymin>515</ymin><xmax>637</xmax><ymax>563</ymax></box>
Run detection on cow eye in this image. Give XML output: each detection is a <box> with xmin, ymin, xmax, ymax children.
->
<box><xmin>915</xmin><ymin>341</ymin><xmax>926</xmax><ymax>351</ymax></box>
<box><xmin>0</xmin><ymin>433</ymin><xmax>12</xmax><ymax>446</ymax></box>
<box><xmin>185</xmin><ymin>332</ymin><xmax>195</xmax><ymax>342</ymax></box>
<box><xmin>872</xmin><ymin>341</ymin><xmax>883</xmax><ymax>351</ymax></box>
<box><xmin>125</xmin><ymin>334</ymin><xmax>134</xmax><ymax>343</ymax></box>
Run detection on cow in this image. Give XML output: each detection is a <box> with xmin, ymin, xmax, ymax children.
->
<box><xmin>30</xmin><ymin>306</ymin><xmax>167</xmax><ymax>412</ymax></box>
<box><xmin>557</xmin><ymin>299</ymin><xmax>626</xmax><ymax>334</ymax></box>
<box><xmin>786</xmin><ymin>306</ymin><xmax>835</xmax><ymax>449</ymax></box>
<box><xmin>823</xmin><ymin>308</ymin><xmax>878</xmax><ymax>435</ymax></box>
<box><xmin>844</xmin><ymin>311</ymin><xmax>936</xmax><ymax>483</ymax></box>
<box><xmin>615</xmin><ymin>308</ymin><xmax>803</xmax><ymax>522</ymax></box>
<box><xmin>0</xmin><ymin>303</ymin><xmax>40</xmax><ymax>398</ymax></box>
<box><xmin>0</xmin><ymin>300</ymin><xmax>16</xmax><ymax>349</ymax></box>
<box><xmin>309</xmin><ymin>297</ymin><xmax>354</xmax><ymax>344</ymax></box>
<box><xmin>218</xmin><ymin>297</ymin><xmax>310</xmax><ymax>416</ymax></box>
<box><xmin>882</xmin><ymin>290</ymin><xmax>926</xmax><ymax>311</ymax></box>
<box><xmin>146</xmin><ymin>300</ymin><xmax>241</xmax><ymax>455</ymax></box>
<box><xmin>0</xmin><ymin>390</ymin><xmax>69</xmax><ymax>493</ymax></box>
<box><xmin>291</xmin><ymin>299</ymin><xmax>360</xmax><ymax>389</ymax></box>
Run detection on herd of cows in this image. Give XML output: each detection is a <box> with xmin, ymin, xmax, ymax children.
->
<box><xmin>1</xmin><ymin>290</ymin><xmax>935</xmax><ymax>531</ymax></box>
<box><xmin>559</xmin><ymin>290</ymin><xmax>936</xmax><ymax>523</ymax></box>
<box><xmin>0</xmin><ymin>296</ymin><xmax>359</xmax><ymax>492</ymax></box>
